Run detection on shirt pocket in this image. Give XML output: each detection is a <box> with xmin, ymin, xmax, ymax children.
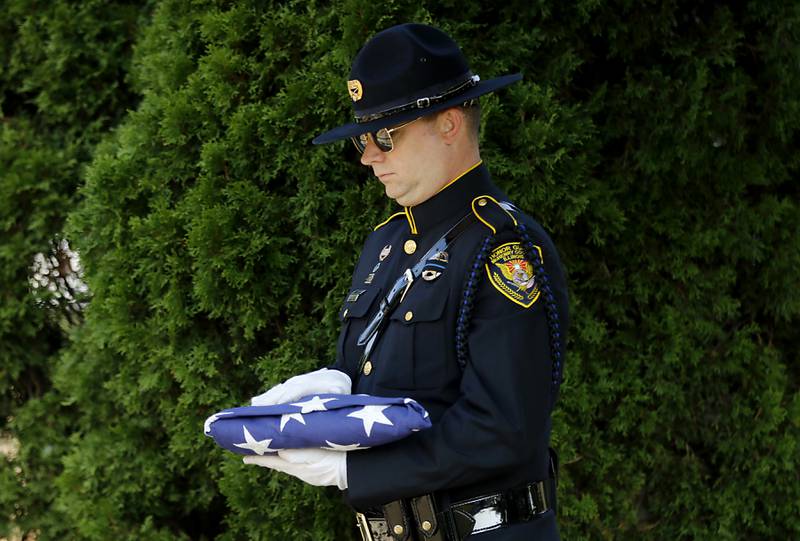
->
<box><xmin>336</xmin><ymin>287</ymin><xmax>382</xmax><ymax>374</ymax></box>
<box><xmin>374</xmin><ymin>283</ymin><xmax>452</xmax><ymax>391</ymax></box>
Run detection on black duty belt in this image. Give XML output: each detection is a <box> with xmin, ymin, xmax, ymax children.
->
<box><xmin>355</xmin><ymin>477</ymin><xmax>556</xmax><ymax>541</ymax></box>
<box><xmin>356</xmin><ymin>210</ymin><xmax>477</xmax><ymax>374</ymax></box>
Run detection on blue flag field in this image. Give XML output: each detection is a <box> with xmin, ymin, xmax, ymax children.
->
<box><xmin>204</xmin><ymin>393</ymin><xmax>432</xmax><ymax>455</ymax></box>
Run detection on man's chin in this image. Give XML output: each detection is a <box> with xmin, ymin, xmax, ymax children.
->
<box><xmin>385</xmin><ymin>186</ymin><xmax>409</xmax><ymax>205</ymax></box>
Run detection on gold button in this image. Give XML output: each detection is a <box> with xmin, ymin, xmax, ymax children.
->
<box><xmin>422</xmin><ymin>520</ymin><xmax>432</xmax><ymax>532</ymax></box>
<box><xmin>362</xmin><ymin>361</ymin><xmax>372</xmax><ymax>376</ymax></box>
<box><xmin>342</xmin><ymin>308</ymin><xmax>348</xmax><ymax>318</ymax></box>
<box><xmin>478</xmin><ymin>198</ymin><xmax>487</xmax><ymax>206</ymax></box>
<box><xmin>393</xmin><ymin>525</ymin><xmax>404</xmax><ymax>535</ymax></box>
<box><xmin>404</xmin><ymin>311</ymin><xmax>413</xmax><ymax>321</ymax></box>
<box><xmin>403</xmin><ymin>239</ymin><xmax>417</xmax><ymax>254</ymax></box>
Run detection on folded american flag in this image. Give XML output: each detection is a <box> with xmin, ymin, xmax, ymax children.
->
<box><xmin>204</xmin><ymin>393</ymin><xmax>431</xmax><ymax>455</ymax></box>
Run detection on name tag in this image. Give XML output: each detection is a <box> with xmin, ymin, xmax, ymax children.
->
<box><xmin>347</xmin><ymin>289</ymin><xmax>367</xmax><ymax>303</ymax></box>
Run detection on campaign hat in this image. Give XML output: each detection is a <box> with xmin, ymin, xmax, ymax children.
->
<box><xmin>312</xmin><ymin>23</ymin><xmax>522</xmax><ymax>145</ymax></box>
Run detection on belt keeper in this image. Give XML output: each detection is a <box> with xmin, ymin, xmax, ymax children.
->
<box><xmin>527</xmin><ymin>481</ymin><xmax>549</xmax><ymax>515</ymax></box>
<box><xmin>382</xmin><ymin>500</ymin><xmax>411</xmax><ymax>541</ymax></box>
<box><xmin>355</xmin><ymin>512</ymin><xmax>373</xmax><ymax>541</ymax></box>
<box><xmin>410</xmin><ymin>494</ymin><xmax>439</xmax><ymax>538</ymax></box>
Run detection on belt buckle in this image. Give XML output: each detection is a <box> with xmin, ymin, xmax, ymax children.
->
<box><xmin>356</xmin><ymin>512</ymin><xmax>373</xmax><ymax>541</ymax></box>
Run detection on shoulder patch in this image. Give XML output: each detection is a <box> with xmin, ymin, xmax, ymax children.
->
<box><xmin>485</xmin><ymin>241</ymin><xmax>542</xmax><ymax>308</ymax></box>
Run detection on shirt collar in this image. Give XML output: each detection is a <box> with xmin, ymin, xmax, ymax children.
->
<box><xmin>403</xmin><ymin>161</ymin><xmax>502</xmax><ymax>235</ymax></box>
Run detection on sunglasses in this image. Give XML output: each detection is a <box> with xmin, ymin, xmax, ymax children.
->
<box><xmin>351</xmin><ymin>117</ymin><xmax>421</xmax><ymax>154</ymax></box>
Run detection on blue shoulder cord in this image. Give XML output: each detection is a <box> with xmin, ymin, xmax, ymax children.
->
<box><xmin>455</xmin><ymin>223</ymin><xmax>564</xmax><ymax>402</ymax></box>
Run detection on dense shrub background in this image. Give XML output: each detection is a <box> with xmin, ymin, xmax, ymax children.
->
<box><xmin>2</xmin><ymin>1</ymin><xmax>798</xmax><ymax>539</ymax></box>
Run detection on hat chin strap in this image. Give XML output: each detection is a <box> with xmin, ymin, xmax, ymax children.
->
<box><xmin>355</xmin><ymin>74</ymin><xmax>481</xmax><ymax>124</ymax></box>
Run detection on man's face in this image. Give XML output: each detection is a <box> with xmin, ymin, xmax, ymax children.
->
<box><xmin>359</xmin><ymin>115</ymin><xmax>448</xmax><ymax>207</ymax></box>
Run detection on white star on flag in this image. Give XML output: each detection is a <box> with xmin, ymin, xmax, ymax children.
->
<box><xmin>322</xmin><ymin>440</ymin><xmax>368</xmax><ymax>451</ymax></box>
<box><xmin>279</xmin><ymin>412</ymin><xmax>306</xmax><ymax>432</ymax></box>
<box><xmin>290</xmin><ymin>395</ymin><xmax>337</xmax><ymax>413</ymax></box>
<box><xmin>234</xmin><ymin>426</ymin><xmax>280</xmax><ymax>455</ymax></box>
<box><xmin>347</xmin><ymin>405</ymin><xmax>394</xmax><ymax>437</ymax></box>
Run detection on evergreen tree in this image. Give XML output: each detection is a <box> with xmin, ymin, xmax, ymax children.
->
<box><xmin>0</xmin><ymin>1</ymin><xmax>147</xmax><ymax>537</ymax></box>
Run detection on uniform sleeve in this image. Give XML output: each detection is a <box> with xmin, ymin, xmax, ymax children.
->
<box><xmin>346</xmin><ymin>277</ymin><xmax>559</xmax><ymax>508</ymax></box>
<box><xmin>329</xmin><ymin>324</ymin><xmax>355</xmax><ymax>379</ymax></box>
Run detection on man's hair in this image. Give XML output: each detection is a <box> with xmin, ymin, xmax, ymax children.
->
<box><xmin>424</xmin><ymin>100</ymin><xmax>481</xmax><ymax>144</ymax></box>
<box><xmin>460</xmin><ymin>99</ymin><xmax>481</xmax><ymax>143</ymax></box>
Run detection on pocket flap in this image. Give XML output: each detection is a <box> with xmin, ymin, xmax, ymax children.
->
<box><xmin>389</xmin><ymin>284</ymin><xmax>448</xmax><ymax>324</ymax></box>
<box><xmin>339</xmin><ymin>287</ymin><xmax>382</xmax><ymax>321</ymax></box>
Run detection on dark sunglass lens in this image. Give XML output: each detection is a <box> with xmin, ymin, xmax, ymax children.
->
<box><xmin>374</xmin><ymin>129</ymin><xmax>393</xmax><ymax>152</ymax></box>
<box><xmin>351</xmin><ymin>136</ymin><xmax>366</xmax><ymax>153</ymax></box>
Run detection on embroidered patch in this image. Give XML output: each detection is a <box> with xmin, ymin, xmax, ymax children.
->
<box><xmin>348</xmin><ymin>79</ymin><xmax>363</xmax><ymax>102</ymax></box>
<box><xmin>485</xmin><ymin>242</ymin><xmax>542</xmax><ymax>308</ymax></box>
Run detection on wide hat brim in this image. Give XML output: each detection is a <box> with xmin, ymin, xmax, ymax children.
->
<box><xmin>312</xmin><ymin>73</ymin><xmax>522</xmax><ymax>145</ymax></box>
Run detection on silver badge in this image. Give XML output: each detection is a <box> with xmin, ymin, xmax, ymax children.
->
<box><xmin>379</xmin><ymin>244</ymin><xmax>392</xmax><ymax>261</ymax></box>
<box><xmin>431</xmin><ymin>251</ymin><xmax>449</xmax><ymax>263</ymax></box>
<box><xmin>422</xmin><ymin>251</ymin><xmax>448</xmax><ymax>281</ymax></box>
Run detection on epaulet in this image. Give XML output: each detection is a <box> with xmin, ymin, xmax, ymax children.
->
<box><xmin>470</xmin><ymin>195</ymin><xmax>518</xmax><ymax>235</ymax></box>
<box><xmin>373</xmin><ymin>211</ymin><xmax>406</xmax><ymax>231</ymax></box>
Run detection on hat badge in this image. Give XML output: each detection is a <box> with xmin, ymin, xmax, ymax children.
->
<box><xmin>347</xmin><ymin>79</ymin><xmax>363</xmax><ymax>102</ymax></box>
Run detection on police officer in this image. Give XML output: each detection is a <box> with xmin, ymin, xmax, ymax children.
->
<box><xmin>246</xmin><ymin>23</ymin><xmax>569</xmax><ymax>541</ymax></box>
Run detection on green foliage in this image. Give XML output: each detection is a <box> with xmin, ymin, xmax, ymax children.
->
<box><xmin>1</xmin><ymin>0</ymin><xmax>798</xmax><ymax>539</ymax></box>
<box><xmin>0</xmin><ymin>0</ymin><xmax>147</xmax><ymax>537</ymax></box>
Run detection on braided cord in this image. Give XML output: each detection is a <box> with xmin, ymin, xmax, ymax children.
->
<box><xmin>455</xmin><ymin>224</ymin><xmax>564</xmax><ymax>399</ymax></box>
<box><xmin>455</xmin><ymin>235</ymin><xmax>497</xmax><ymax>370</ymax></box>
<box><xmin>515</xmin><ymin>223</ymin><xmax>564</xmax><ymax>395</ymax></box>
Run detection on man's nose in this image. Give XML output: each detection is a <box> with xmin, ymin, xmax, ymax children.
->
<box><xmin>360</xmin><ymin>136</ymin><xmax>384</xmax><ymax>166</ymax></box>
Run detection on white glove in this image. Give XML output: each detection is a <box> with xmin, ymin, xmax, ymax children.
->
<box><xmin>243</xmin><ymin>448</ymin><xmax>348</xmax><ymax>490</ymax></box>
<box><xmin>251</xmin><ymin>368</ymin><xmax>351</xmax><ymax>406</ymax></box>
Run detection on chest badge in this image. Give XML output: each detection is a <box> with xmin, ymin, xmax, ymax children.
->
<box><xmin>365</xmin><ymin>262</ymin><xmax>381</xmax><ymax>285</ymax></box>
<box><xmin>485</xmin><ymin>242</ymin><xmax>542</xmax><ymax>308</ymax></box>
<box><xmin>422</xmin><ymin>251</ymin><xmax>448</xmax><ymax>281</ymax></box>
<box><xmin>366</xmin><ymin>245</ymin><xmax>392</xmax><ymax>284</ymax></box>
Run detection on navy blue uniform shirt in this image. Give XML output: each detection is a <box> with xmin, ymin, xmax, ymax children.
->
<box><xmin>333</xmin><ymin>162</ymin><xmax>568</xmax><ymax>540</ymax></box>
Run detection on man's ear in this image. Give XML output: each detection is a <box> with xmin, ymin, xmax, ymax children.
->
<box><xmin>437</xmin><ymin>107</ymin><xmax>464</xmax><ymax>143</ymax></box>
